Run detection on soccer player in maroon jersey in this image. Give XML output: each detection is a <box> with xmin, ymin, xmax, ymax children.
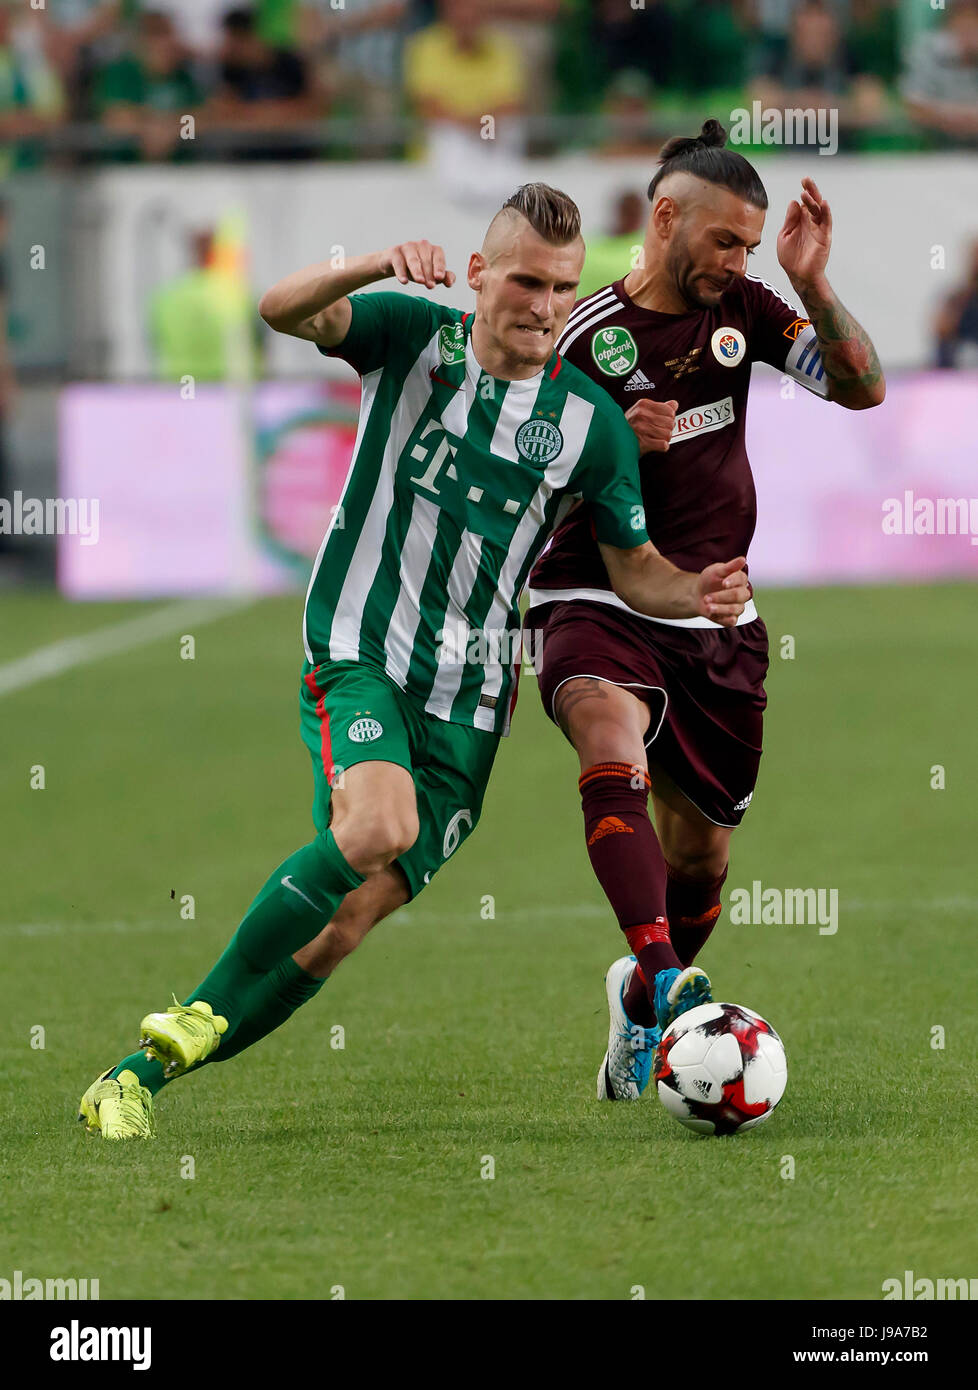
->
<box><xmin>523</xmin><ymin>120</ymin><xmax>885</xmax><ymax>1101</ymax></box>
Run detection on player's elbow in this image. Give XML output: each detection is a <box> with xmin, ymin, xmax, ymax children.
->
<box><xmin>833</xmin><ymin>375</ymin><xmax>886</xmax><ymax>411</ymax></box>
<box><xmin>854</xmin><ymin>377</ymin><xmax>887</xmax><ymax>410</ymax></box>
<box><xmin>258</xmin><ymin>283</ymin><xmax>307</xmax><ymax>335</ymax></box>
<box><xmin>866</xmin><ymin>375</ymin><xmax>887</xmax><ymax>408</ymax></box>
<box><xmin>610</xmin><ymin>572</ymin><xmax>658</xmax><ymax>618</ymax></box>
<box><xmin>610</xmin><ymin>577</ymin><xmax>638</xmax><ymax>612</ymax></box>
<box><xmin>258</xmin><ymin>288</ymin><xmax>287</xmax><ymax>331</ymax></box>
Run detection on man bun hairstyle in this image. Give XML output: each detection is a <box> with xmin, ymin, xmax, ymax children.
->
<box><xmin>648</xmin><ymin>119</ymin><xmax>768</xmax><ymax>210</ymax></box>
<box><xmin>498</xmin><ymin>183</ymin><xmax>582</xmax><ymax>246</ymax></box>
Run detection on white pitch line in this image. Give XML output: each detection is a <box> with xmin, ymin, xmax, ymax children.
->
<box><xmin>0</xmin><ymin>905</ymin><xmax>612</xmax><ymax>937</ymax></box>
<box><xmin>384</xmin><ymin>895</ymin><xmax>978</xmax><ymax>927</ymax></box>
<box><xmin>0</xmin><ymin>596</ymin><xmax>255</xmax><ymax>699</ymax></box>
<box><xmin>4</xmin><ymin>895</ymin><xmax>976</xmax><ymax>939</ymax></box>
<box><xmin>0</xmin><ymin>919</ymin><xmax>175</xmax><ymax>937</ymax></box>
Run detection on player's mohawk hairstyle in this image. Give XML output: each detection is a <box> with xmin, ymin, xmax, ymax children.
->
<box><xmin>498</xmin><ymin>183</ymin><xmax>582</xmax><ymax>246</ymax></box>
<box><xmin>648</xmin><ymin>119</ymin><xmax>768</xmax><ymax>210</ymax></box>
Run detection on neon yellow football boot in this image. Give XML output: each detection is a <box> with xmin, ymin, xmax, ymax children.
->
<box><xmin>78</xmin><ymin>1068</ymin><xmax>155</xmax><ymax>1140</ymax></box>
<box><xmin>138</xmin><ymin>996</ymin><xmax>228</xmax><ymax>1078</ymax></box>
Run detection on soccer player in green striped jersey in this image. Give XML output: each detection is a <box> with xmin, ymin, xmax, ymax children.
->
<box><xmin>78</xmin><ymin>184</ymin><xmax>750</xmax><ymax>1139</ymax></box>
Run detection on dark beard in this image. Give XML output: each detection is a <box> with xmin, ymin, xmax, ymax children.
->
<box><xmin>667</xmin><ymin>240</ymin><xmax>721</xmax><ymax>311</ymax></box>
<box><xmin>676</xmin><ymin>264</ymin><xmax>719</xmax><ymax>311</ymax></box>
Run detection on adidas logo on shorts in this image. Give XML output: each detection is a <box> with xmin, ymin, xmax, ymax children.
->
<box><xmin>732</xmin><ymin>792</ymin><xmax>754</xmax><ymax>812</ymax></box>
<box><xmin>624</xmin><ymin>369</ymin><xmax>655</xmax><ymax>392</ymax></box>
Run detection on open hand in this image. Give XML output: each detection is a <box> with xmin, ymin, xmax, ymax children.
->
<box><xmin>777</xmin><ymin>177</ymin><xmax>832</xmax><ymax>291</ymax></box>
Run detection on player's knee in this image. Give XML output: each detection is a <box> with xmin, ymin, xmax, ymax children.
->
<box><xmin>373</xmin><ymin>806</ymin><xmax>420</xmax><ymax>863</ymax></box>
<box><xmin>572</xmin><ymin>714</ymin><xmax>644</xmax><ymax>770</ymax></box>
<box><xmin>556</xmin><ymin>683</ymin><xmax>649</xmax><ymax>765</ymax></box>
<box><xmin>666</xmin><ymin>846</ymin><xmax>729</xmax><ymax>881</ymax></box>
<box><xmin>340</xmin><ymin>807</ymin><xmax>420</xmax><ymax>875</ymax></box>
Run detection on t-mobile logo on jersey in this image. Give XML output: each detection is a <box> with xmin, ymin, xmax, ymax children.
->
<box><xmin>670</xmin><ymin>397</ymin><xmax>735</xmax><ymax>444</ymax></box>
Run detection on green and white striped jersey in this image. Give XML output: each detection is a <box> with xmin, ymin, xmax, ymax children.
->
<box><xmin>305</xmin><ymin>290</ymin><xmax>648</xmax><ymax>735</ymax></box>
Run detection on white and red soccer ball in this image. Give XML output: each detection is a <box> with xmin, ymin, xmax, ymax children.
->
<box><xmin>654</xmin><ymin>1002</ymin><xmax>787</xmax><ymax>1135</ymax></box>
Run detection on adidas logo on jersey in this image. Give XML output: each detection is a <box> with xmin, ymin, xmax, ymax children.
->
<box><xmin>623</xmin><ymin>368</ymin><xmax>655</xmax><ymax>392</ymax></box>
<box><xmin>732</xmin><ymin>792</ymin><xmax>754</xmax><ymax>812</ymax></box>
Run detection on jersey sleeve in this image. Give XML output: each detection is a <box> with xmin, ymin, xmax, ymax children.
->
<box><xmin>317</xmin><ymin>290</ymin><xmax>444</xmax><ymax>376</ymax></box>
<box><xmin>574</xmin><ymin>403</ymin><xmax>649</xmax><ymax>550</ymax></box>
<box><xmin>745</xmin><ymin>276</ymin><xmax>829</xmax><ymax>399</ymax></box>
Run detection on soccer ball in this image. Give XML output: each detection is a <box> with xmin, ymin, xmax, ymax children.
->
<box><xmin>654</xmin><ymin>1002</ymin><xmax>787</xmax><ymax>1135</ymax></box>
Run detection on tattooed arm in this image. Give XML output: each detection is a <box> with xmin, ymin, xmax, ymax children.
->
<box><xmin>777</xmin><ymin>177</ymin><xmax>885</xmax><ymax>411</ymax></box>
<box><xmin>796</xmin><ymin>279</ymin><xmax>885</xmax><ymax>411</ymax></box>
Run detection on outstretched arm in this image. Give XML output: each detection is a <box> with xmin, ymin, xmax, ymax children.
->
<box><xmin>599</xmin><ymin>543</ymin><xmax>750</xmax><ymax>627</ymax></box>
<box><xmin>258</xmin><ymin>241</ymin><xmax>455</xmax><ymax>345</ymax></box>
<box><xmin>778</xmin><ymin>178</ymin><xmax>885</xmax><ymax>411</ymax></box>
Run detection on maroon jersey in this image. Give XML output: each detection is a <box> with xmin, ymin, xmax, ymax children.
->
<box><xmin>529</xmin><ymin>274</ymin><xmax>827</xmax><ymax>592</ymax></box>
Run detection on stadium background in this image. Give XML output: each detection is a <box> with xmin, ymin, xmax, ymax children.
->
<box><xmin>2</xmin><ymin>0</ymin><xmax>977</xmax><ymax>1301</ymax></box>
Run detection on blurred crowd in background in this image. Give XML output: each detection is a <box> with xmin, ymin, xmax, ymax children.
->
<box><xmin>1</xmin><ymin>2</ymin><xmax>976</xmax><ymax>586</ymax></box>
<box><xmin>0</xmin><ymin>0</ymin><xmax>976</xmax><ymax>406</ymax></box>
<box><xmin>1</xmin><ymin>0</ymin><xmax>977</xmax><ymax>167</ymax></box>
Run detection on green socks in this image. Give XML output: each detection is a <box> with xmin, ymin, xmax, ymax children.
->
<box><xmin>185</xmin><ymin>829</ymin><xmax>361</xmax><ymax>1037</ymax></box>
<box><xmin>111</xmin><ymin>1050</ymin><xmax>167</xmax><ymax>1095</ymax></box>
<box><xmin>197</xmin><ymin>956</ymin><xmax>325</xmax><ymax>1067</ymax></box>
<box><xmin>111</xmin><ymin>957</ymin><xmax>327</xmax><ymax>1095</ymax></box>
<box><xmin>109</xmin><ymin>828</ymin><xmax>361</xmax><ymax>1094</ymax></box>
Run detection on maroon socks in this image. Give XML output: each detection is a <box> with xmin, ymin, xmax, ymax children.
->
<box><xmin>579</xmin><ymin>761</ymin><xmax>681</xmax><ymax>1026</ymax></box>
<box><xmin>666</xmin><ymin>862</ymin><xmax>728</xmax><ymax>967</ymax></box>
<box><xmin>578</xmin><ymin>761</ymin><xmax>729</xmax><ymax>1027</ymax></box>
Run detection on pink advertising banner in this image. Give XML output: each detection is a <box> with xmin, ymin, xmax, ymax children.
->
<box><xmin>58</xmin><ymin>381</ymin><xmax>360</xmax><ymax>597</ymax></box>
<box><xmin>747</xmin><ymin>371</ymin><xmax>978</xmax><ymax>583</ymax></box>
<box><xmin>58</xmin><ymin>373</ymin><xmax>978</xmax><ymax>597</ymax></box>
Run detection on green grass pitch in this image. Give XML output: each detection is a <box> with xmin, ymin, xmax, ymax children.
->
<box><xmin>2</xmin><ymin>584</ymin><xmax>976</xmax><ymax>1300</ymax></box>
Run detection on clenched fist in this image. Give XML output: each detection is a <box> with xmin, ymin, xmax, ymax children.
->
<box><xmin>378</xmin><ymin>240</ymin><xmax>455</xmax><ymax>291</ymax></box>
<box><xmin>625</xmin><ymin>398</ymin><xmax>678</xmax><ymax>454</ymax></box>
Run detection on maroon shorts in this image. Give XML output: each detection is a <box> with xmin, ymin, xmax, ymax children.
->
<box><xmin>524</xmin><ymin>598</ymin><xmax>769</xmax><ymax>828</ymax></box>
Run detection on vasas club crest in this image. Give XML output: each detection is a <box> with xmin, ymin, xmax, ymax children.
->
<box><xmin>711</xmin><ymin>326</ymin><xmax>746</xmax><ymax>366</ymax></box>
